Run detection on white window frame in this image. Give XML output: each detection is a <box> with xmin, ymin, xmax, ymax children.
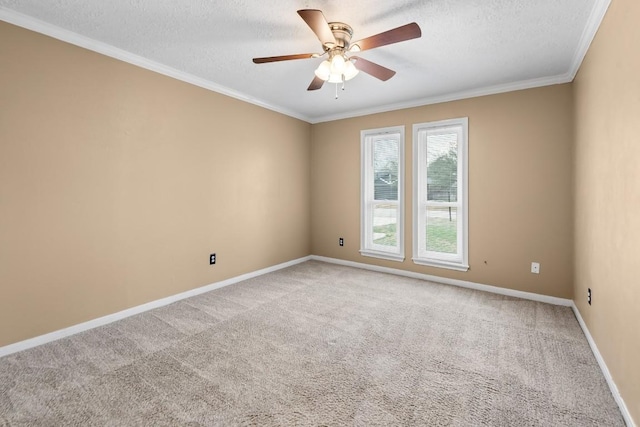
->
<box><xmin>360</xmin><ymin>126</ymin><xmax>405</xmax><ymax>262</ymax></box>
<box><xmin>412</xmin><ymin>118</ymin><xmax>468</xmax><ymax>271</ymax></box>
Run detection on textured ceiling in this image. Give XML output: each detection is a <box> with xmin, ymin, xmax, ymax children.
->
<box><xmin>0</xmin><ymin>0</ymin><xmax>610</xmax><ymax>123</ymax></box>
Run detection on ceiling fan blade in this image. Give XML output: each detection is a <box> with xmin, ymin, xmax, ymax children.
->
<box><xmin>253</xmin><ymin>53</ymin><xmax>316</xmax><ymax>64</ymax></box>
<box><xmin>352</xmin><ymin>57</ymin><xmax>396</xmax><ymax>81</ymax></box>
<box><xmin>297</xmin><ymin>9</ymin><xmax>336</xmax><ymax>46</ymax></box>
<box><xmin>307</xmin><ymin>76</ymin><xmax>325</xmax><ymax>91</ymax></box>
<box><xmin>351</xmin><ymin>22</ymin><xmax>421</xmax><ymax>52</ymax></box>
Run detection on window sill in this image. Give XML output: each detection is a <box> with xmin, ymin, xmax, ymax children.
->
<box><xmin>360</xmin><ymin>250</ymin><xmax>405</xmax><ymax>262</ymax></box>
<box><xmin>412</xmin><ymin>257</ymin><xmax>469</xmax><ymax>272</ymax></box>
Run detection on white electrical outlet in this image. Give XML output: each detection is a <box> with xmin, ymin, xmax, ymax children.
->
<box><xmin>531</xmin><ymin>262</ymin><xmax>540</xmax><ymax>274</ymax></box>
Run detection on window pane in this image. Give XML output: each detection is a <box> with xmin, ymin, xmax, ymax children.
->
<box><xmin>374</xmin><ymin>138</ymin><xmax>399</xmax><ymax>201</ymax></box>
<box><xmin>425</xmin><ymin>206</ymin><xmax>457</xmax><ymax>254</ymax></box>
<box><xmin>413</xmin><ymin>118</ymin><xmax>467</xmax><ymax>270</ymax></box>
<box><xmin>361</xmin><ymin>126</ymin><xmax>404</xmax><ymax>261</ymax></box>
<box><xmin>373</xmin><ymin>203</ymin><xmax>397</xmax><ymax>247</ymax></box>
<box><xmin>427</xmin><ymin>133</ymin><xmax>458</xmax><ymax>202</ymax></box>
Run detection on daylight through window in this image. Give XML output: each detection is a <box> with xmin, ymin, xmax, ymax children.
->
<box><xmin>360</xmin><ymin>126</ymin><xmax>405</xmax><ymax>261</ymax></box>
<box><xmin>412</xmin><ymin>118</ymin><xmax>468</xmax><ymax>271</ymax></box>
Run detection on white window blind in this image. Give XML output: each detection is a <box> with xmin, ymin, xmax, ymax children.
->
<box><xmin>361</xmin><ymin>126</ymin><xmax>405</xmax><ymax>262</ymax></box>
<box><xmin>413</xmin><ymin>118</ymin><xmax>468</xmax><ymax>271</ymax></box>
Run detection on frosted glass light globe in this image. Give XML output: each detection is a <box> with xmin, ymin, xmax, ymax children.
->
<box><xmin>330</xmin><ymin>55</ymin><xmax>346</xmax><ymax>73</ymax></box>
<box><xmin>314</xmin><ymin>60</ymin><xmax>331</xmax><ymax>81</ymax></box>
<box><xmin>343</xmin><ymin>61</ymin><xmax>359</xmax><ymax>81</ymax></box>
<box><xmin>328</xmin><ymin>72</ymin><xmax>343</xmax><ymax>83</ymax></box>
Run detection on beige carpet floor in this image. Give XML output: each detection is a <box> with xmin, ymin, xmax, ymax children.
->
<box><xmin>0</xmin><ymin>261</ymin><xmax>625</xmax><ymax>426</ymax></box>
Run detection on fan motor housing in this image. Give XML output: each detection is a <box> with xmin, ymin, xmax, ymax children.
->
<box><xmin>326</xmin><ymin>22</ymin><xmax>353</xmax><ymax>50</ymax></box>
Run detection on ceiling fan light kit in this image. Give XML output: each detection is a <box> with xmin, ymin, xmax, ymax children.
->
<box><xmin>252</xmin><ymin>9</ymin><xmax>421</xmax><ymax>96</ymax></box>
<box><xmin>314</xmin><ymin>54</ymin><xmax>359</xmax><ymax>83</ymax></box>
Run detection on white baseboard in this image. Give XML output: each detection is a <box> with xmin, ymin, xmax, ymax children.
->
<box><xmin>311</xmin><ymin>255</ymin><xmax>634</xmax><ymax>426</ymax></box>
<box><xmin>2</xmin><ymin>254</ymin><xmax>634</xmax><ymax>426</ymax></box>
<box><xmin>571</xmin><ymin>304</ymin><xmax>635</xmax><ymax>427</ymax></box>
<box><xmin>0</xmin><ymin>256</ymin><xmax>312</xmax><ymax>358</ymax></box>
<box><xmin>311</xmin><ymin>255</ymin><xmax>573</xmax><ymax>306</ymax></box>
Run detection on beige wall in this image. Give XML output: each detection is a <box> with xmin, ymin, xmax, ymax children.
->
<box><xmin>573</xmin><ymin>0</ymin><xmax>640</xmax><ymax>422</ymax></box>
<box><xmin>2</xmin><ymin>5</ymin><xmax>637</xmax><ymax>420</ymax></box>
<box><xmin>0</xmin><ymin>22</ymin><xmax>311</xmax><ymax>347</ymax></box>
<box><xmin>311</xmin><ymin>85</ymin><xmax>574</xmax><ymax>299</ymax></box>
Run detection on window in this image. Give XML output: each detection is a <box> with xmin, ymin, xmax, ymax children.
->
<box><xmin>413</xmin><ymin>118</ymin><xmax>468</xmax><ymax>271</ymax></box>
<box><xmin>360</xmin><ymin>126</ymin><xmax>404</xmax><ymax>261</ymax></box>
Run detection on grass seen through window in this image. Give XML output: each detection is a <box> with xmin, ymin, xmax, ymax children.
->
<box><xmin>373</xmin><ymin>217</ymin><xmax>456</xmax><ymax>253</ymax></box>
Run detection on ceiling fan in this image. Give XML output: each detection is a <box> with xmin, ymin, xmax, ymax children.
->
<box><xmin>252</xmin><ymin>9</ymin><xmax>421</xmax><ymax>93</ymax></box>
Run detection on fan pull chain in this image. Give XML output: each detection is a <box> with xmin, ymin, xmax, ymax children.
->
<box><xmin>334</xmin><ymin>76</ymin><xmax>347</xmax><ymax>100</ymax></box>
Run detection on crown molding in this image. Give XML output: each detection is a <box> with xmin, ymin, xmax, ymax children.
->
<box><xmin>0</xmin><ymin>7</ymin><xmax>313</xmax><ymax>123</ymax></box>
<box><xmin>567</xmin><ymin>0</ymin><xmax>612</xmax><ymax>81</ymax></box>
<box><xmin>309</xmin><ymin>73</ymin><xmax>573</xmax><ymax>123</ymax></box>
<box><xmin>2</xmin><ymin>1</ymin><xmax>611</xmax><ymax>125</ymax></box>
<box><xmin>309</xmin><ymin>0</ymin><xmax>611</xmax><ymax>124</ymax></box>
